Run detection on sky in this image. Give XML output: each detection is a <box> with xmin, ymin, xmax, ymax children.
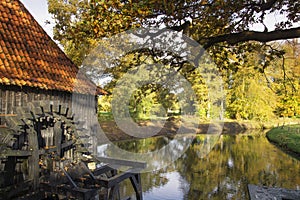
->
<box><xmin>20</xmin><ymin>0</ymin><xmax>54</xmax><ymax>39</ymax></box>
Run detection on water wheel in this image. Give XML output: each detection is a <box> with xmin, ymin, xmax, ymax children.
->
<box><xmin>0</xmin><ymin>101</ymin><xmax>144</xmax><ymax>200</ymax></box>
<box><xmin>0</xmin><ymin>101</ymin><xmax>89</xmax><ymax>199</ymax></box>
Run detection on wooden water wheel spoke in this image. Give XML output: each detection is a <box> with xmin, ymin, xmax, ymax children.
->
<box><xmin>5</xmin><ymin>116</ymin><xmax>22</xmax><ymax>132</ymax></box>
<box><xmin>0</xmin><ymin>101</ymin><xmax>81</xmax><ymax>198</ymax></box>
<box><xmin>1</xmin><ymin>100</ymin><xmax>145</xmax><ymax>199</ymax></box>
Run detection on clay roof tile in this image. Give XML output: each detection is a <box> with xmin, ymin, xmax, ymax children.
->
<box><xmin>0</xmin><ymin>0</ymin><xmax>106</xmax><ymax>95</ymax></box>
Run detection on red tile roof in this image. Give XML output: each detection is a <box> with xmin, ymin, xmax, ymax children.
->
<box><xmin>0</xmin><ymin>0</ymin><xmax>106</xmax><ymax>95</ymax></box>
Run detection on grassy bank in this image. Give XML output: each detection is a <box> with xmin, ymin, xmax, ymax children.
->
<box><xmin>266</xmin><ymin>125</ymin><xmax>300</xmax><ymax>155</ymax></box>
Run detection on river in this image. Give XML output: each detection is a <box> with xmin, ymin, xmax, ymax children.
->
<box><xmin>97</xmin><ymin>130</ymin><xmax>300</xmax><ymax>200</ymax></box>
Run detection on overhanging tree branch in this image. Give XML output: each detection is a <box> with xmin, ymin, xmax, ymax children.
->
<box><xmin>247</xmin><ymin>0</ymin><xmax>279</xmax><ymax>11</ymax></box>
<box><xmin>191</xmin><ymin>27</ymin><xmax>300</xmax><ymax>68</ymax></box>
<box><xmin>202</xmin><ymin>27</ymin><xmax>300</xmax><ymax>49</ymax></box>
<box><xmin>260</xmin><ymin>0</ymin><xmax>279</xmax><ymax>11</ymax></box>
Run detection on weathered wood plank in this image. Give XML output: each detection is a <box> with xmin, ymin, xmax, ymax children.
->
<box><xmin>248</xmin><ymin>184</ymin><xmax>300</xmax><ymax>200</ymax></box>
<box><xmin>54</xmin><ymin>121</ymin><xmax>62</xmax><ymax>157</ymax></box>
<box><xmin>0</xmin><ymin>149</ymin><xmax>32</xmax><ymax>157</ymax></box>
<box><xmin>130</xmin><ymin>174</ymin><xmax>143</xmax><ymax>200</ymax></box>
<box><xmin>92</xmin><ymin>164</ymin><xmax>113</xmax><ymax>176</ymax></box>
<box><xmin>97</xmin><ymin>156</ymin><xmax>147</xmax><ymax>169</ymax></box>
<box><xmin>93</xmin><ymin>171</ymin><xmax>135</xmax><ymax>188</ymax></box>
<box><xmin>108</xmin><ymin>183</ymin><xmax>120</xmax><ymax>200</ymax></box>
<box><xmin>61</xmin><ymin>168</ymin><xmax>78</xmax><ymax>188</ymax></box>
<box><xmin>27</xmin><ymin>128</ymin><xmax>40</xmax><ymax>190</ymax></box>
<box><xmin>61</xmin><ymin>140</ymin><xmax>74</xmax><ymax>149</ymax></box>
<box><xmin>0</xmin><ymin>114</ymin><xmax>17</xmax><ymax>117</ymax></box>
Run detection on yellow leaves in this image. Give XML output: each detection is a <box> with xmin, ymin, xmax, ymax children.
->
<box><xmin>103</xmin><ymin>3</ymin><xmax>108</xmax><ymax>10</ymax></box>
<box><xmin>137</xmin><ymin>9</ymin><xmax>149</xmax><ymax>16</ymax></box>
<box><xmin>115</xmin><ymin>19</ymin><xmax>122</xmax><ymax>26</ymax></box>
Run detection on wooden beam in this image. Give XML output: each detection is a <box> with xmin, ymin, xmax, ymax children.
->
<box><xmin>93</xmin><ymin>171</ymin><xmax>135</xmax><ymax>188</ymax></box>
<box><xmin>130</xmin><ymin>174</ymin><xmax>143</xmax><ymax>200</ymax></box>
<box><xmin>92</xmin><ymin>164</ymin><xmax>113</xmax><ymax>176</ymax></box>
<box><xmin>79</xmin><ymin>162</ymin><xmax>96</xmax><ymax>180</ymax></box>
<box><xmin>61</xmin><ymin>140</ymin><xmax>74</xmax><ymax>149</ymax></box>
<box><xmin>0</xmin><ymin>149</ymin><xmax>32</xmax><ymax>157</ymax></box>
<box><xmin>108</xmin><ymin>183</ymin><xmax>120</xmax><ymax>200</ymax></box>
<box><xmin>0</xmin><ymin>114</ymin><xmax>17</xmax><ymax>117</ymax></box>
<box><xmin>27</xmin><ymin>128</ymin><xmax>40</xmax><ymax>190</ymax></box>
<box><xmin>97</xmin><ymin>156</ymin><xmax>147</xmax><ymax>169</ymax></box>
<box><xmin>54</xmin><ymin>121</ymin><xmax>62</xmax><ymax>157</ymax></box>
<box><xmin>88</xmin><ymin>169</ymin><xmax>143</xmax><ymax>199</ymax></box>
<box><xmin>61</xmin><ymin>168</ymin><xmax>78</xmax><ymax>188</ymax></box>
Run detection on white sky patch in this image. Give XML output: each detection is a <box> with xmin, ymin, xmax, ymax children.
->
<box><xmin>20</xmin><ymin>0</ymin><xmax>54</xmax><ymax>39</ymax></box>
<box><xmin>250</xmin><ymin>11</ymin><xmax>300</xmax><ymax>31</ymax></box>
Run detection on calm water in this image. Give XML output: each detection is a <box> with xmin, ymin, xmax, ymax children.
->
<box><xmin>98</xmin><ymin>131</ymin><xmax>300</xmax><ymax>200</ymax></box>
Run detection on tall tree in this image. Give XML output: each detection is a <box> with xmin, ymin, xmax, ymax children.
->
<box><xmin>270</xmin><ymin>39</ymin><xmax>300</xmax><ymax>117</ymax></box>
<box><xmin>48</xmin><ymin>0</ymin><xmax>300</xmax><ymax>121</ymax></box>
<box><xmin>225</xmin><ymin>47</ymin><xmax>277</xmax><ymax>121</ymax></box>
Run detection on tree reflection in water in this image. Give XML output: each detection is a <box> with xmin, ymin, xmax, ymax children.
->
<box><xmin>98</xmin><ymin>131</ymin><xmax>300</xmax><ymax>200</ymax></box>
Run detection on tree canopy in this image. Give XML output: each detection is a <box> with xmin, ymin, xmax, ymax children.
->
<box><xmin>48</xmin><ymin>0</ymin><xmax>300</xmax><ymax>66</ymax></box>
<box><xmin>48</xmin><ymin>0</ymin><xmax>300</xmax><ymax>121</ymax></box>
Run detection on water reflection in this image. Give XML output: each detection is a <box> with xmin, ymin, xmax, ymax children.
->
<box><xmin>97</xmin><ymin>135</ymin><xmax>199</xmax><ymax>172</ymax></box>
<box><xmin>98</xmin><ymin>131</ymin><xmax>300</xmax><ymax>199</ymax></box>
<box><xmin>143</xmin><ymin>172</ymin><xmax>189</xmax><ymax>200</ymax></box>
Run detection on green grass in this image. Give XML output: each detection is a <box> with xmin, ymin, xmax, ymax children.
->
<box><xmin>98</xmin><ymin>112</ymin><xmax>114</xmax><ymax>121</ymax></box>
<box><xmin>266</xmin><ymin>125</ymin><xmax>300</xmax><ymax>155</ymax></box>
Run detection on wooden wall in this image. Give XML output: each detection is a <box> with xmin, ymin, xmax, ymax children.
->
<box><xmin>0</xmin><ymin>84</ymin><xmax>101</xmax><ymax>154</ymax></box>
<box><xmin>0</xmin><ymin>84</ymin><xmax>97</xmax><ymax>125</ymax></box>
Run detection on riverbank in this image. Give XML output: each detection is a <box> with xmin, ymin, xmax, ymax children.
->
<box><xmin>266</xmin><ymin>125</ymin><xmax>300</xmax><ymax>156</ymax></box>
<box><xmin>99</xmin><ymin>118</ymin><xmax>266</xmax><ymax>142</ymax></box>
